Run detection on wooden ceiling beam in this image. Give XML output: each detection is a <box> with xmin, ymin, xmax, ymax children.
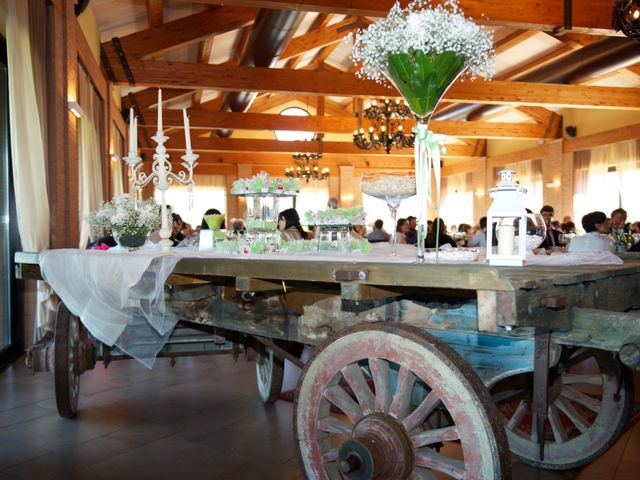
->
<box><xmin>123</xmin><ymin>61</ymin><xmax>640</xmax><ymax>110</ymax></box>
<box><xmin>141</xmin><ymin>108</ymin><xmax>551</xmax><ymax>139</ymax></box>
<box><xmin>280</xmin><ymin>17</ymin><xmax>359</xmax><ymax>61</ymax></box>
<box><xmin>493</xmin><ymin>29</ymin><xmax>540</xmax><ymax>55</ymax></box>
<box><xmin>123</xmin><ymin>88</ymin><xmax>192</xmax><ymax>112</ymax></box>
<box><xmin>285</xmin><ymin>12</ymin><xmax>331</xmax><ymax>69</ymax></box>
<box><xmin>102</xmin><ymin>6</ymin><xmax>256</xmax><ymax>62</ymax></box>
<box><xmin>156</xmin><ymin>137</ymin><xmax>473</xmax><ymax>156</ymax></box>
<box><xmin>171</xmin><ymin>0</ymin><xmax>614</xmax><ymax>33</ymax></box>
<box><xmin>145</xmin><ymin>0</ymin><xmax>163</xmax><ymax>28</ymax></box>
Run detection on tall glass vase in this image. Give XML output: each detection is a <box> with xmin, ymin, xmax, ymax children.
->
<box><xmin>383</xmin><ymin>50</ymin><xmax>467</xmax><ymax>260</ymax></box>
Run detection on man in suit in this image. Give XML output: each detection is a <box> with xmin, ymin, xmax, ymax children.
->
<box><xmin>539</xmin><ymin>205</ymin><xmax>564</xmax><ymax>249</ymax></box>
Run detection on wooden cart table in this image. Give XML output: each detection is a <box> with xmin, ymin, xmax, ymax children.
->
<box><xmin>15</xmin><ymin>250</ymin><xmax>640</xmax><ymax>480</ymax></box>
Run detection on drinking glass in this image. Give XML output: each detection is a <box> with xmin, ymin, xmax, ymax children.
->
<box><xmin>361</xmin><ymin>172</ymin><xmax>416</xmax><ymax>256</ymax></box>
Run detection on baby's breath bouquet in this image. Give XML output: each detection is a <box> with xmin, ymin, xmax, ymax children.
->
<box><xmin>351</xmin><ymin>0</ymin><xmax>494</xmax><ymax>260</ymax></box>
<box><xmin>87</xmin><ymin>194</ymin><xmax>161</xmax><ymax>247</ymax></box>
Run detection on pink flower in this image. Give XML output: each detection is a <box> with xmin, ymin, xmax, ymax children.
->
<box><xmin>92</xmin><ymin>243</ymin><xmax>111</xmax><ymax>251</ymax></box>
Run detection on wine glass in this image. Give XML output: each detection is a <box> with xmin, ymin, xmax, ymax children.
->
<box><xmin>524</xmin><ymin>212</ymin><xmax>547</xmax><ymax>253</ymax></box>
<box><xmin>361</xmin><ymin>172</ymin><xmax>416</xmax><ymax>255</ymax></box>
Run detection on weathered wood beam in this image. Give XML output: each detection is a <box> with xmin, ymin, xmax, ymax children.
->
<box><xmin>193</xmin><ymin>35</ymin><xmax>216</xmax><ymax>105</ymax></box>
<box><xmin>101</xmin><ymin>6</ymin><xmax>256</xmax><ymax>62</ymax></box>
<box><xmin>141</xmin><ymin>108</ymin><xmax>551</xmax><ymax>138</ymax></box>
<box><xmin>280</xmin><ymin>17</ymin><xmax>359</xmax><ymax>60</ymax></box>
<box><xmin>124</xmin><ymin>64</ymin><xmax>640</xmax><ymax>109</ymax></box>
<box><xmin>123</xmin><ymin>88</ymin><xmax>191</xmax><ymax>112</ymax></box>
<box><xmin>171</xmin><ymin>0</ymin><xmax>614</xmax><ymax>33</ymax></box>
<box><xmin>145</xmin><ymin>0</ymin><xmax>163</xmax><ymax>28</ymax></box>
<box><xmin>157</xmin><ymin>137</ymin><xmax>475</xmax><ymax>157</ymax></box>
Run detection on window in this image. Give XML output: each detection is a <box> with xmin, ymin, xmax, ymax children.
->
<box><xmin>440</xmin><ymin>172</ymin><xmax>473</xmax><ymax>228</ymax></box>
<box><xmin>155</xmin><ymin>174</ymin><xmax>227</xmax><ymax>228</ymax></box>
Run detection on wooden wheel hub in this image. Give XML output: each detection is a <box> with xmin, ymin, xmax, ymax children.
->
<box><xmin>338</xmin><ymin>412</ymin><xmax>413</xmax><ymax>479</ymax></box>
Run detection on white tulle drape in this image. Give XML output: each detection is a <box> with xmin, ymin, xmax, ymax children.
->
<box><xmin>6</xmin><ymin>0</ymin><xmax>57</xmax><ymax>335</ymax></box>
<box><xmin>78</xmin><ymin>65</ymin><xmax>104</xmax><ymax>248</ymax></box>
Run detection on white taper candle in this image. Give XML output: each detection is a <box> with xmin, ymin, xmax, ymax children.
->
<box><xmin>183</xmin><ymin>108</ymin><xmax>191</xmax><ymax>152</ymax></box>
<box><xmin>157</xmin><ymin>88</ymin><xmax>162</xmax><ymax>132</ymax></box>
<box><xmin>128</xmin><ymin>107</ymin><xmax>135</xmax><ymax>153</ymax></box>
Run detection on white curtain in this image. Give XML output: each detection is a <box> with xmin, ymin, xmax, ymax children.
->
<box><xmin>573</xmin><ymin>146</ymin><xmax>618</xmax><ymax>228</ymax></box>
<box><xmin>439</xmin><ymin>172</ymin><xmax>473</xmax><ymax>227</ymax></box>
<box><xmin>504</xmin><ymin>159</ymin><xmax>543</xmax><ymax>212</ymax></box>
<box><xmin>155</xmin><ymin>174</ymin><xmax>226</xmax><ymax>227</ymax></box>
<box><xmin>78</xmin><ymin>64</ymin><xmax>104</xmax><ymax>247</ymax></box>
<box><xmin>7</xmin><ymin>0</ymin><xmax>57</xmax><ymax>335</ymax></box>
<box><xmin>7</xmin><ymin>0</ymin><xmax>49</xmax><ymax>251</ymax></box>
<box><xmin>612</xmin><ymin>139</ymin><xmax>640</xmax><ymax>221</ymax></box>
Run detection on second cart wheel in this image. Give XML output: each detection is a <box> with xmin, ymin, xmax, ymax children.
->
<box><xmin>295</xmin><ymin>323</ymin><xmax>511</xmax><ymax>480</ymax></box>
<box><xmin>256</xmin><ymin>347</ymin><xmax>284</xmax><ymax>403</ymax></box>
<box><xmin>492</xmin><ymin>347</ymin><xmax>634</xmax><ymax>470</ymax></box>
<box><xmin>54</xmin><ymin>303</ymin><xmax>81</xmax><ymax>418</ymax></box>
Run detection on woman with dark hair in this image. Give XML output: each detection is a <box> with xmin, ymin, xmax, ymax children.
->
<box><xmin>425</xmin><ymin>218</ymin><xmax>457</xmax><ymax>248</ymax></box>
<box><xmin>200</xmin><ymin>208</ymin><xmax>226</xmax><ymax>230</ymax></box>
<box><xmin>278</xmin><ymin>208</ymin><xmax>307</xmax><ymax>241</ymax></box>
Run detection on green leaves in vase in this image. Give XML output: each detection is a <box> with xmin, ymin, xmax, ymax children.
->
<box><xmin>385</xmin><ymin>50</ymin><xmax>466</xmax><ymax>120</ymax></box>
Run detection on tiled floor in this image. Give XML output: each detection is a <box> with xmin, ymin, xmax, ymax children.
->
<box><xmin>0</xmin><ymin>353</ymin><xmax>638</xmax><ymax>480</ymax></box>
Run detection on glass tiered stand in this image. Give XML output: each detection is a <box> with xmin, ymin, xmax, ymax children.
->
<box><xmin>234</xmin><ymin>192</ymin><xmax>296</xmax><ymax>254</ymax></box>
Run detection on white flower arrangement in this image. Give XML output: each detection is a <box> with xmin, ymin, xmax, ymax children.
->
<box><xmin>231</xmin><ymin>171</ymin><xmax>300</xmax><ymax>195</ymax></box>
<box><xmin>350</xmin><ymin>0</ymin><xmax>495</xmax><ymax>84</ymax></box>
<box><xmin>86</xmin><ymin>194</ymin><xmax>161</xmax><ymax>236</ymax></box>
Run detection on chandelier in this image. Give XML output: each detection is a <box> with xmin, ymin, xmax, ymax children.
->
<box><xmin>613</xmin><ymin>0</ymin><xmax>640</xmax><ymax>40</ymax></box>
<box><xmin>353</xmin><ymin>98</ymin><xmax>415</xmax><ymax>154</ymax></box>
<box><xmin>284</xmin><ymin>136</ymin><xmax>329</xmax><ymax>182</ymax></box>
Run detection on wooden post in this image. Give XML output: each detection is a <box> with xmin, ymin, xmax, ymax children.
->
<box><xmin>47</xmin><ymin>0</ymin><xmax>80</xmax><ymax>248</ymax></box>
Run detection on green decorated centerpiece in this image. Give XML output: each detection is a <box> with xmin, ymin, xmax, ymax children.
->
<box><xmin>351</xmin><ymin>0</ymin><xmax>494</xmax><ymax>260</ymax></box>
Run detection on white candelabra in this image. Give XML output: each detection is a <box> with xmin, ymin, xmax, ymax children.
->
<box><xmin>122</xmin><ymin>89</ymin><xmax>198</xmax><ymax>251</ymax></box>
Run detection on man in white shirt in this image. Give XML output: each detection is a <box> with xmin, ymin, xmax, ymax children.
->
<box><xmin>568</xmin><ymin>211</ymin><xmax>614</xmax><ymax>252</ymax></box>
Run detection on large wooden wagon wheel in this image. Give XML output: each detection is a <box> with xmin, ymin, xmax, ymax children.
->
<box><xmin>492</xmin><ymin>346</ymin><xmax>634</xmax><ymax>470</ymax></box>
<box><xmin>295</xmin><ymin>323</ymin><xmax>511</xmax><ymax>480</ymax></box>
<box><xmin>54</xmin><ymin>303</ymin><xmax>81</xmax><ymax>418</ymax></box>
<box><xmin>256</xmin><ymin>347</ymin><xmax>284</xmax><ymax>403</ymax></box>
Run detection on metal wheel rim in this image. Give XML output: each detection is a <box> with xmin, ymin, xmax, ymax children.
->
<box><xmin>295</xmin><ymin>323</ymin><xmax>510</xmax><ymax>480</ymax></box>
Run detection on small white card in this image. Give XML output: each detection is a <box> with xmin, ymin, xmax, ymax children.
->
<box><xmin>199</xmin><ymin>230</ymin><xmax>214</xmax><ymax>251</ymax></box>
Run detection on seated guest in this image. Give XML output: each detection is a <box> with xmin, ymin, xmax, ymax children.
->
<box><xmin>396</xmin><ymin>218</ymin><xmax>410</xmax><ymax>244</ymax></box>
<box><xmin>425</xmin><ymin>218</ymin><xmax>457</xmax><ymax>248</ymax></box>
<box><xmin>349</xmin><ymin>225</ymin><xmax>366</xmax><ymax>240</ymax></box>
<box><xmin>231</xmin><ymin>218</ymin><xmax>246</xmax><ymax>235</ymax></box>
<box><xmin>367</xmin><ymin>219</ymin><xmax>391</xmax><ymax>243</ymax></box>
<box><xmin>405</xmin><ymin>216</ymin><xmax>417</xmax><ymax>245</ymax></box>
<box><xmin>631</xmin><ymin>221</ymin><xmax>640</xmax><ymax>234</ymax></box>
<box><xmin>562</xmin><ymin>221</ymin><xmax>577</xmax><ymax>234</ymax></box>
<box><xmin>568</xmin><ymin>211</ymin><xmax>614</xmax><ymax>252</ymax></box>
<box><xmin>467</xmin><ymin>217</ymin><xmax>487</xmax><ymax>247</ymax></box>
<box><xmin>278</xmin><ymin>208</ymin><xmax>307</xmax><ymax>241</ymax></box>
<box><xmin>539</xmin><ymin>205</ymin><xmax>564</xmax><ymax>249</ymax></box>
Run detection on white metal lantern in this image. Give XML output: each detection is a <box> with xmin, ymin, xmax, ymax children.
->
<box><xmin>486</xmin><ymin>170</ymin><xmax>527</xmax><ymax>266</ymax></box>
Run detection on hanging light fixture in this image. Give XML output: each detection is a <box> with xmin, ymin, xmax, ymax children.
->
<box><xmin>613</xmin><ymin>0</ymin><xmax>640</xmax><ymax>40</ymax></box>
<box><xmin>284</xmin><ymin>135</ymin><xmax>329</xmax><ymax>182</ymax></box>
<box><xmin>353</xmin><ymin>98</ymin><xmax>415</xmax><ymax>154</ymax></box>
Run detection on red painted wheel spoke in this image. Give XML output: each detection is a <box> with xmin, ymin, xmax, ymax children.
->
<box><xmin>389</xmin><ymin>366</ymin><xmax>417</xmax><ymax>419</ymax></box>
<box><xmin>415</xmin><ymin>448</ymin><xmax>466</xmax><ymax>479</ymax></box>
<box><xmin>369</xmin><ymin>357</ymin><xmax>392</xmax><ymax>413</ymax></box>
<box><xmin>548</xmin><ymin>404</ymin><xmax>569</xmax><ymax>443</ymax></box>
<box><xmin>341</xmin><ymin>363</ymin><xmax>375</xmax><ymax>416</ymax></box>
<box><xmin>561</xmin><ymin>374</ymin><xmax>603</xmax><ymax>386</ymax></box>
<box><xmin>506</xmin><ymin>399</ymin><xmax>529</xmax><ymax>431</ymax></box>
<box><xmin>409</xmin><ymin>467</ymin><xmax>439</xmax><ymax>479</ymax></box>
<box><xmin>323</xmin><ymin>384</ymin><xmax>363</xmax><ymax>423</ymax></box>
<box><xmin>321</xmin><ymin>448</ymin><xmax>339</xmax><ymax>463</ymax></box>
<box><xmin>555</xmin><ymin>397</ymin><xmax>590</xmax><ymax>433</ymax></box>
<box><xmin>560</xmin><ymin>385</ymin><xmax>602</xmax><ymax>413</ymax></box>
<box><xmin>403</xmin><ymin>390</ymin><xmax>439</xmax><ymax>433</ymax></box>
<box><xmin>411</xmin><ymin>425</ymin><xmax>459</xmax><ymax>448</ymax></box>
<box><xmin>317</xmin><ymin>416</ymin><xmax>353</xmax><ymax>436</ymax></box>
